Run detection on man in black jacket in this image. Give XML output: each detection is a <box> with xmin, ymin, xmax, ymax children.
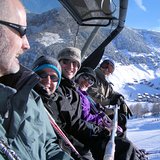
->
<box><xmin>33</xmin><ymin>48</ymin><xmax>139</xmax><ymax>160</ymax></box>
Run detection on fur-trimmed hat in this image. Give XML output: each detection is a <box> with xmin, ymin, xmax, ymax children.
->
<box><xmin>32</xmin><ymin>55</ymin><xmax>62</xmax><ymax>86</ymax></box>
<box><xmin>57</xmin><ymin>47</ymin><xmax>81</xmax><ymax>69</ymax></box>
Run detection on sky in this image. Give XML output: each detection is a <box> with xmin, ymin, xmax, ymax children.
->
<box><xmin>22</xmin><ymin>0</ymin><xmax>160</xmax><ymax>31</ymax></box>
<box><xmin>126</xmin><ymin>0</ymin><xmax>160</xmax><ymax>31</ymax></box>
<box><xmin>127</xmin><ymin>117</ymin><xmax>160</xmax><ymax>160</ymax></box>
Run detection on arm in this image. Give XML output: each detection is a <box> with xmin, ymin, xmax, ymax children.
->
<box><xmin>56</xmin><ymin>96</ymin><xmax>110</xmax><ymax>145</ymax></box>
<box><xmin>78</xmin><ymin>90</ymin><xmax>104</xmax><ymax>125</ymax></box>
<box><xmin>35</xmin><ymin>94</ymin><xmax>73</xmax><ymax>160</ymax></box>
<box><xmin>87</xmin><ymin>82</ymin><xmax>111</xmax><ymax>106</ymax></box>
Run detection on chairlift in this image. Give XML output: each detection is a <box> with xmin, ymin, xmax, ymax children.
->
<box><xmin>59</xmin><ymin>0</ymin><xmax>128</xmax><ymax>69</ymax></box>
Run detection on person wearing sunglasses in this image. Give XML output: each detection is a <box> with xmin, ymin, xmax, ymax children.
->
<box><xmin>87</xmin><ymin>58</ymin><xmax>116</xmax><ymax>108</ymax></box>
<box><xmin>33</xmin><ymin>55</ymin><xmax>62</xmax><ymax>97</ymax></box>
<box><xmin>49</xmin><ymin>47</ymin><xmax>140</xmax><ymax>160</ymax></box>
<box><xmin>87</xmin><ymin>59</ymin><xmax>133</xmax><ymax>126</ymax></box>
<box><xmin>76</xmin><ymin>67</ymin><xmax>123</xmax><ymax>134</ymax></box>
<box><xmin>0</xmin><ymin>1</ymin><xmax>73</xmax><ymax>160</ymax></box>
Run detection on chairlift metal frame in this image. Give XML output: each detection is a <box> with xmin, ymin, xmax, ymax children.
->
<box><xmin>58</xmin><ymin>0</ymin><xmax>128</xmax><ymax>69</ymax></box>
<box><xmin>59</xmin><ymin>0</ymin><xmax>118</xmax><ymax>26</ymax></box>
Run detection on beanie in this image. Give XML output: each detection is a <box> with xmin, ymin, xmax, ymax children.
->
<box><xmin>57</xmin><ymin>47</ymin><xmax>81</xmax><ymax>69</ymax></box>
<box><xmin>76</xmin><ymin>67</ymin><xmax>96</xmax><ymax>83</ymax></box>
<box><xmin>32</xmin><ymin>55</ymin><xmax>62</xmax><ymax>86</ymax></box>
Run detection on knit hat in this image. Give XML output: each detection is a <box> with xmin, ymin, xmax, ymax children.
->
<box><xmin>57</xmin><ymin>47</ymin><xmax>81</xmax><ymax>69</ymax></box>
<box><xmin>32</xmin><ymin>55</ymin><xmax>62</xmax><ymax>86</ymax></box>
<box><xmin>76</xmin><ymin>67</ymin><xmax>96</xmax><ymax>83</ymax></box>
<box><xmin>100</xmin><ymin>59</ymin><xmax>115</xmax><ymax>70</ymax></box>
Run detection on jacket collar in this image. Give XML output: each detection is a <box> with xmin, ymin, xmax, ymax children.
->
<box><xmin>95</xmin><ymin>67</ymin><xmax>106</xmax><ymax>81</ymax></box>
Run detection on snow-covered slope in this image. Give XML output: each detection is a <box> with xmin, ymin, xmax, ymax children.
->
<box><xmin>127</xmin><ymin>117</ymin><xmax>160</xmax><ymax>160</ymax></box>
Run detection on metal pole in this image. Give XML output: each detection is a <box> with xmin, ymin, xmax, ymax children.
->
<box><xmin>103</xmin><ymin>105</ymin><xmax>119</xmax><ymax>160</ymax></box>
<box><xmin>81</xmin><ymin>26</ymin><xmax>100</xmax><ymax>59</ymax></box>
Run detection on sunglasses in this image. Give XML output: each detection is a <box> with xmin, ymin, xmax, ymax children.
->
<box><xmin>0</xmin><ymin>20</ymin><xmax>27</xmax><ymax>37</ymax></box>
<box><xmin>61</xmin><ymin>59</ymin><xmax>79</xmax><ymax>67</ymax></box>
<box><xmin>82</xmin><ymin>74</ymin><xmax>94</xmax><ymax>85</ymax></box>
<box><xmin>38</xmin><ymin>72</ymin><xmax>59</xmax><ymax>82</ymax></box>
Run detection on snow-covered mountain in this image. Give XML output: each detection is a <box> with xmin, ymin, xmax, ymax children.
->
<box><xmin>20</xmin><ymin>8</ymin><xmax>160</xmax><ymax>108</ymax></box>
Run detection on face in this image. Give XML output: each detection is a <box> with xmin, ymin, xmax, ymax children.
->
<box><xmin>59</xmin><ymin>59</ymin><xmax>79</xmax><ymax>80</ymax></box>
<box><xmin>102</xmin><ymin>64</ymin><xmax>114</xmax><ymax>76</ymax></box>
<box><xmin>0</xmin><ymin>0</ymin><xmax>30</xmax><ymax>76</ymax></box>
<box><xmin>38</xmin><ymin>68</ymin><xmax>59</xmax><ymax>95</ymax></box>
<box><xmin>78</xmin><ymin>74</ymin><xmax>94</xmax><ymax>91</ymax></box>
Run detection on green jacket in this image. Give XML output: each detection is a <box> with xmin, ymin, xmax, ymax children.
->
<box><xmin>0</xmin><ymin>69</ymin><xmax>72</xmax><ymax>160</ymax></box>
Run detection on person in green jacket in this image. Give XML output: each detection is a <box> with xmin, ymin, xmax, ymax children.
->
<box><xmin>0</xmin><ymin>0</ymin><xmax>73</xmax><ymax>159</ymax></box>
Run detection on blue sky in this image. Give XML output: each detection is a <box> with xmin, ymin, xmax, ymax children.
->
<box><xmin>22</xmin><ymin>0</ymin><xmax>160</xmax><ymax>31</ymax></box>
<box><xmin>126</xmin><ymin>0</ymin><xmax>160</xmax><ymax>31</ymax></box>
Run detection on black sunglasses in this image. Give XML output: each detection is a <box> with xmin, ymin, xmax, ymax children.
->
<box><xmin>0</xmin><ymin>20</ymin><xmax>26</xmax><ymax>37</ymax></box>
<box><xmin>61</xmin><ymin>59</ymin><xmax>79</xmax><ymax>67</ymax></box>
<box><xmin>38</xmin><ymin>72</ymin><xmax>59</xmax><ymax>82</ymax></box>
<box><xmin>82</xmin><ymin>74</ymin><xmax>94</xmax><ymax>85</ymax></box>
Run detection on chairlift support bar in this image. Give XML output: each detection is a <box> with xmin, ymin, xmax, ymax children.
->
<box><xmin>103</xmin><ymin>105</ymin><xmax>119</xmax><ymax>160</ymax></box>
<box><xmin>58</xmin><ymin>0</ymin><xmax>128</xmax><ymax>69</ymax></box>
<box><xmin>81</xmin><ymin>26</ymin><xmax>100</xmax><ymax>59</ymax></box>
<box><xmin>81</xmin><ymin>0</ymin><xmax>128</xmax><ymax>69</ymax></box>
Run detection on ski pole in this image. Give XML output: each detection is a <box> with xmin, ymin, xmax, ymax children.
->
<box><xmin>0</xmin><ymin>140</ymin><xmax>21</xmax><ymax>160</ymax></box>
<box><xmin>103</xmin><ymin>104</ymin><xmax>119</xmax><ymax>160</ymax></box>
<box><xmin>44</xmin><ymin>107</ymin><xmax>81</xmax><ymax>156</ymax></box>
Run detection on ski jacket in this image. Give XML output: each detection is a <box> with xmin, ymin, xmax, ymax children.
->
<box><xmin>77</xmin><ymin>88</ymin><xmax>105</xmax><ymax>126</ymax></box>
<box><xmin>35</xmin><ymin>77</ymin><xmax>139</xmax><ymax>160</ymax></box>
<box><xmin>35</xmin><ymin>77</ymin><xmax>111</xmax><ymax>158</ymax></box>
<box><xmin>87</xmin><ymin>67</ymin><xmax>117</xmax><ymax>107</ymax></box>
<box><xmin>37</xmin><ymin>77</ymin><xmax>109</xmax><ymax>142</ymax></box>
<box><xmin>0</xmin><ymin>67</ymin><xmax>72</xmax><ymax>160</ymax></box>
<box><xmin>56</xmin><ymin>77</ymin><xmax>109</xmax><ymax>143</ymax></box>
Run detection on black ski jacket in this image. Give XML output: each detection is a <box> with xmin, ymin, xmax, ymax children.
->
<box><xmin>35</xmin><ymin>77</ymin><xmax>139</xmax><ymax>160</ymax></box>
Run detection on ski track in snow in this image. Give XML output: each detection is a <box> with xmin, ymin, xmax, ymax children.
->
<box><xmin>127</xmin><ymin>117</ymin><xmax>160</xmax><ymax>160</ymax></box>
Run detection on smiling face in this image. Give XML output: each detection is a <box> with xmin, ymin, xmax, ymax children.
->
<box><xmin>77</xmin><ymin>74</ymin><xmax>94</xmax><ymax>91</ymax></box>
<box><xmin>101</xmin><ymin>63</ymin><xmax>114</xmax><ymax>77</ymax></box>
<box><xmin>59</xmin><ymin>59</ymin><xmax>79</xmax><ymax>80</ymax></box>
<box><xmin>38</xmin><ymin>68</ymin><xmax>59</xmax><ymax>95</ymax></box>
<box><xmin>0</xmin><ymin>0</ymin><xmax>30</xmax><ymax>77</ymax></box>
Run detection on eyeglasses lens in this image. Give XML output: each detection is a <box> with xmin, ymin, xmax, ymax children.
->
<box><xmin>82</xmin><ymin>75</ymin><xmax>94</xmax><ymax>85</ymax></box>
<box><xmin>38</xmin><ymin>72</ymin><xmax>59</xmax><ymax>82</ymax></box>
<box><xmin>0</xmin><ymin>20</ymin><xmax>26</xmax><ymax>37</ymax></box>
<box><xmin>62</xmin><ymin>59</ymin><xmax>78</xmax><ymax>67</ymax></box>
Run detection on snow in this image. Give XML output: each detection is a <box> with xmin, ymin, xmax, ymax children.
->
<box><xmin>127</xmin><ymin>117</ymin><xmax>160</xmax><ymax>160</ymax></box>
<box><xmin>36</xmin><ymin>32</ymin><xmax>64</xmax><ymax>47</ymax></box>
<box><xmin>106</xmin><ymin>63</ymin><xmax>160</xmax><ymax>102</ymax></box>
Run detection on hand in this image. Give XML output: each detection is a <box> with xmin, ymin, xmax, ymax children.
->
<box><xmin>120</xmin><ymin>102</ymin><xmax>133</xmax><ymax>119</ymax></box>
<box><xmin>109</xmin><ymin>93</ymin><xmax>124</xmax><ymax>105</ymax></box>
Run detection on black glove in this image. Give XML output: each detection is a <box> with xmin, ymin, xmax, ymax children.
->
<box><xmin>119</xmin><ymin>101</ymin><xmax>133</xmax><ymax>119</ymax></box>
<box><xmin>110</xmin><ymin>93</ymin><xmax>133</xmax><ymax>119</ymax></box>
<box><xmin>109</xmin><ymin>93</ymin><xmax>124</xmax><ymax>105</ymax></box>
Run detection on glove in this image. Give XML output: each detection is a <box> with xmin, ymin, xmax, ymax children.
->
<box><xmin>109</xmin><ymin>93</ymin><xmax>124</xmax><ymax>105</ymax></box>
<box><xmin>120</xmin><ymin>101</ymin><xmax>133</xmax><ymax>119</ymax></box>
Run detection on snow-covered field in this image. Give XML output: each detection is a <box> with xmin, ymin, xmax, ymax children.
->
<box><xmin>127</xmin><ymin>117</ymin><xmax>160</xmax><ymax>160</ymax></box>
